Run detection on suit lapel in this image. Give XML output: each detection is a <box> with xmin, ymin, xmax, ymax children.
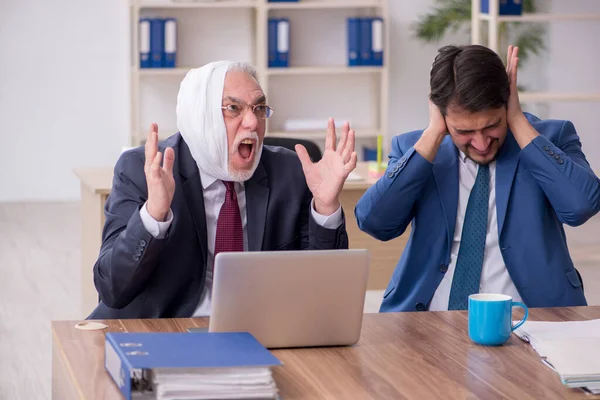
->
<box><xmin>433</xmin><ymin>138</ymin><xmax>459</xmax><ymax>253</ymax></box>
<box><xmin>495</xmin><ymin>131</ymin><xmax>521</xmax><ymax>236</ymax></box>
<box><xmin>244</xmin><ymin>162</ymin><xmax>269</xmax><ymax>251</ymax></box>
<box><xmin>178</xmin><ymin>140</ymin><xmax>208</xmax><ymax>266</ymax></box>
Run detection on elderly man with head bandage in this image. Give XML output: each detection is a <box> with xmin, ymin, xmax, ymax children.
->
<box><xmin>87</xmin><ymin>61</ymin><xmax>357</xmax><ymax>319</ymax></box>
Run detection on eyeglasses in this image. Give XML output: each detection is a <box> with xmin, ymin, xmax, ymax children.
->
<box><xmin>221</xmin><ymin>102</ymin><xmax>274</xmax><ymax>120</ymax></box>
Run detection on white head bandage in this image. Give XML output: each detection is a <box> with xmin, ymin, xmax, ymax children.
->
<box><xmin>176</xmin><ymin>61</ymin><xmax>262</xmax><ymax>182</ymax></box>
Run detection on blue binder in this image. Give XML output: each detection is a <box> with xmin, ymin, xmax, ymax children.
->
<box><xmin>371</xmin><ymin>17</ymin><xmax>383</xmax><ymax>66</ymax></box>
<box><xmin>268</xmin><ymin>18</ymin><xmax>278</xmax><ymax>67</ymax></box>
<box><xmin>163</xmin><ymin>18</ymin><xmax>177</xmax><ymax>68</ymax></box>
<box><xmin>481</xmin><ymin>0</ymin><xmax>522</xmax><ymax>15</ymax></box>
<box><xmin>268</xmin><ymin>18</ymin><xmax>289</xmax><ymax>68</ymax></box>
<box><xmin>359</xmin><ymin>17</ymin><xmax>372</xmax><ymax>66</ymax></box>
<box><xmin>139</xmin><ymin>18</ymin><xmax>151</xmax><ymax>68</ymax></box>
<box><xmin>276</xmin><ymin>18</ymin><xmax>290</xmax><ymax>67</ymax></box>
<box><xmin>347</xmin><ymin>17</ymin><xmax>360</xmax><ymax>66</ymax></box>
<box><xmin>149</xmin><ymin>18</ymin><xmax>164</xmax><ymax>68</ymax></box>
<box><xmin>105</xmin><ymin>331</ymin><xmax>282</xmax><ymax>400</ymax></box>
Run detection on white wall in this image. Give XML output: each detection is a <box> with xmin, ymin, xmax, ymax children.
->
<box><xmin>1</xmin><ymin>0</ymin><xmax>598</xmax><ymax>202</ymax></box>
<box><xmin>0</xmin><ymin>0</ymin><xmax>129</xmax><ymax>202</ymax></box>
<box><xmin>546</xmin><ymin>0</ymin><xmax>600</xmax><ymax>170</ymax></box>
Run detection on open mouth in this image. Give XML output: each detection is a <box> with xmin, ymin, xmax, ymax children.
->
<box><xmin>238</xmin><ymin>139</ymin><xmax>256</xmax><ymax>161</ymax></box>
<box><xmin>471</xmin><ymin>141</ymin><xmax>495</xmax><ymax>157</ymax></box>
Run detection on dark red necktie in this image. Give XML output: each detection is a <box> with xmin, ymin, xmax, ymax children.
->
<box><xmin>214</xmin><ymin>181</ymin><xmax>244</xmax><ymax>260</ymax></box>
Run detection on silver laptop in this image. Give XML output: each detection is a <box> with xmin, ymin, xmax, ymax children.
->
<box><xmin>209</xmin><ymin>249</ymin><xmax>370</xmax><ymax>349</ymax></box>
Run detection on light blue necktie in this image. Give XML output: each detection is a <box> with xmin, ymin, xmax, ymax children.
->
<box><xmin>448</xmin><ymin>164</ymin><xmax>490</xmax><ymax>311</ymax></box>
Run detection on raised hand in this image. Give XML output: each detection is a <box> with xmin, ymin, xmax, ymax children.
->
<box><xmin>426</xmin><ymin>98</ymin><xmax>448</xmax><ymax>137</ymax></box>
<box><xmin>414</xmin><ymin>99</ymin><xmax>448</xmax><ymax>162</ymax></box>
<box><xmin>144</xmin><ymin>123</ymin><xmax>175</xmax><ymax>222</ymax></box>
<box><xmin>295</xmin><ymin>118</ymin><xmax>358</xmax><ymax>216</ymax></box>
<box><xmin>506</xmin><ymin>45</ymin><xmax>524</xmax><ymax>126</ymax></box>
<box><xmin>505</xmin><ymin>45</ymin><xmax>539</xmax><ymax>148</ymax></box>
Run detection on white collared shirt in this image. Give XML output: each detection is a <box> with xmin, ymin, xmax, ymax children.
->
<box><xmin>428</xmin><ymin>151</ymin><xmax>522</xmax><ymax>311</ymax></box>
<box><xmin>139</xmin><ymin>169</ymin><xmax>343</xmax><ymax>316</ymax></box>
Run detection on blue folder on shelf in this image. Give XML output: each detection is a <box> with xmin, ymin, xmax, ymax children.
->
<box><xmin>348</xmin><ymin>17</ymin><xmax>384</xmax><ymax>67</ymax></box>
<box><xmin>347</xmin><ymin>17</ymin><xmax>360</xmax><ymax>66</ymax></box>
<box><xmin>359</xmin><ymin>17</ymin><xmax>372</xmax><ymax>66</ymax></box>
<box><xmin>149</xmin><ymin>18</ymin><xmax>165</xmax><ymax>68</ymax></box>
<box><xmin>481</xmin><ymin>0</ymin><xmax>522</xmax><ymax>15</ymax></box>
<box><xmin>163</xmin><ymin>18</ymin><xmax>177</xmax><ymax>68</ymax></box>
<box><xmin>139</xmin><ymin>18</ymin><xmax>151</xmax><ymax>68</ymax></box>
<box><xmin>268</xmin><ymin>18</ymin><xmax>289</xmax><ymax>68</ymax></box>
<box><xmin>105</xmin><ymin>332</ymin><xmax>282</xmax><ymax>400</ymax></box>
<box><xmin>371</xmin><ymin>17</ymin><xmax>383</xmax><ymax>66</ymax></box>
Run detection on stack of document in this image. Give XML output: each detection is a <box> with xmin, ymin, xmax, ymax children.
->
<box><xmin>150</xmin><ymin>367</ymin><xmax>279</xmax><ymax>400</ymax></box>
<box><xmin>105</xmin><ymin>332</ymin><xmax>282</xmax><ymax>400</ymax></box>
<box><xmin>513</xmin><ymin>318</ymin><xmax>600</xmax><ymax>394</ymax></box>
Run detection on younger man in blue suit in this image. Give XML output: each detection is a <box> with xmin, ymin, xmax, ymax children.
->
<box><xmin>356</xmin><ymin>45</ymin><xmax>600</xmax><ymax>312</ymax></box>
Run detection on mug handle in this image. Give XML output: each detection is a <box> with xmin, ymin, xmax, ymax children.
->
<box><xmin>511</xmin><ymin>301</ymin><xmax>528</xmax><ymax>331</ymax></box>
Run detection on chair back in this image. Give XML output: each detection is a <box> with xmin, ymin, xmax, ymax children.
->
<box><xmin>263</xmin><ymin>137</ymin><xmax>322</xmax><ymax>162</ymax></box>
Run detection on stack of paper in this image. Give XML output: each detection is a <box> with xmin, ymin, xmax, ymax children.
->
<box><xmin>151</xmin><ymin>367</ymin><xmax>278</xmax><ymax>400</ymax></box>
<box><xmin>513</xmin><ymin>318</ymin><xmax>600</xmax><ymax>395</ymax></box>
<box><xmin>105</xmin><ymin>332</ymin><xmax>282</xmax><ymax>400</ymax></box>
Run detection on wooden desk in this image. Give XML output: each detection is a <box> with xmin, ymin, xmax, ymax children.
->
<box><xmin>74</xmin><ymin>162</ymin><xmax>409</xmax><ymax>318</ymax></box>
<box><xmin>52</xmin><ymin>307</ymin><xmax>600</xmax><ymax>399</ymax></box>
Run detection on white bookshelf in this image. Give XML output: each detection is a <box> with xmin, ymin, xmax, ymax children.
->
<box><xmin>265</xmin><ymin>0</ymin><xmax>382</xmax><ymax>10</ymax></box>
<box><xmin>268</xmin><ymin>128</ymin><xmax>382</xmax><ymax>140</ymax></box>
<box><xmin>265</xmin><ymin>66</ymin><xmax>384</xmax><ymax>75</ymax></box>
<box><xmin>135</xmin><ymin>0</ymin><xmax>257</xmax><ymax>9</ymax></box>
<box><xmin>129</xmin><ymin>0</ymin><xmax>390</xmax><ymax>158</ymax></box>
<box><xmin>471</xmin><ymin>0</ymin><xmax>600</xmax><ymax>104</ymax></box>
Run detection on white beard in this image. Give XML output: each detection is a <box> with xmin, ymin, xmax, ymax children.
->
<box><xmin>228</xmin><ymin>133</ymin><xmax>263</xmax><ymax>182</ymax></box>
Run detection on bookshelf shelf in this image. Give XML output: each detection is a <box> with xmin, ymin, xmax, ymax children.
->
<box><xmin>133</xmin><ymin>0</ymin><xmax>257</xmax><ymax>9</ymax></box>
<box><xmin>129</xmin><ymin>0</ymin><xmax>390</xmax><ymax>157</ymax></box>
<box><xmin>136</xmin><ymin>67</ymin><xmax>190</xmax><ymax>76</ymax></box>
<box><xmin>478</xmin><ymin>13</ymin><xmax>600</xmax><ymax>22</ymax></box>
<box><xmin>471</xmin><ymin>0</ymin><xmax>600</xmax><ymax>104</ymax></box>
<box><xmin>266</xmin><ymin>66</ymin><xmax>383</xmax><ymax>75</ymax></box>
<box><xmin>266</xmin><ymin>0</ymin><xmax>382</xmax><ymax>10</ymax></box>
<box><xmin>267</xmin><ymin>129</ymin><xmax>380</xmax><ymax>140</ymax></box>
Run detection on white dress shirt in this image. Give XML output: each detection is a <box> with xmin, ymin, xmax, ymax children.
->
<box><xmin>428</xmin><ymin>151</ymin><xmax>523</xmax><ymax>311</ymax></box>
<box><xmin>139</xmin><ymin>169</ymin><xmax>343</xmax><ymax>316</ymax></box>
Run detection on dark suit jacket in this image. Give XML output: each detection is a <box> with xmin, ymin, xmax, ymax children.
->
<box><xmin>87</xmin><ymin>133</ymin><xmax>348</xmax><ymax>319</ymax></box>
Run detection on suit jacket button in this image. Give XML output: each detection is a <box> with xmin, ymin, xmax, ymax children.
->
<box><xmin>439</xmin><ymin>264</ymin><xmax>448</xmax><ymax>273</ymax></box>
<box><xmin>133</xmin><ymin>255</ymin><xmax>140</xmax><ymax>261</ymax></box>
<box><xmin>543</xmin><ymin>146</ymin><xmax>550</xmax><ymax>151</ymax></box>
<box><xmin>558</xmin><ymin>159</ymin><xmax>564</xmax><ymax>164</ymax></box>
<box><xmin>135</xmin><ymin>250</ymin><xmax>142</xmax><ymax>257</ymax></box>
<box><xmin>415</xmin><ymin>303</ymin><xmax>426</xmax><ymax>311</ymax></box>
<box><xmin>548</xmin><ymin>150</ymin><xmax>555</xmax><ymax>155</ymax></box>
<box><xmin>553</xmin><ymin>154</ymin><xmax>560</xmax><ymax>160</ymax></box>
<box><xmin>140</xmin><ymin>239</ymin><xmax>147</xmax><ymax>247</ymax></box>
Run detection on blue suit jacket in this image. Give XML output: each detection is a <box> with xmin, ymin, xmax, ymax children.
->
<box><xmin>87</xmin><ymin>133</ymin><xmax>348</xmax><ymax>319</ymax></box>
<box><xmin>355</xmin><ymin>113</ymin><xmax>600</xmax><ymax>312</ymax></box>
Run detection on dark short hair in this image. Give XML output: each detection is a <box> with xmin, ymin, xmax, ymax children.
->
<box><xmin>429</xmin><ymin>44</ymin><xmax>509</xmax><ymax>115</ymax></box>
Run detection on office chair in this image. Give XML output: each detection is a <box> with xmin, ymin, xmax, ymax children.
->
<box><xmin>263</xmin><ymin>137</ymin><xmax>322</xmax><ymax>162</ymax></box>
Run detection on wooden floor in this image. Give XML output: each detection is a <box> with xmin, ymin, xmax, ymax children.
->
<box><xmin>1</xmin><ymin>202</ymin><xmax>599</xmax><ymax>400</ymax></box>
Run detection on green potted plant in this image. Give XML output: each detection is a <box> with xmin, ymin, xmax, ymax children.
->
<box><xmin>413</xmin><ymin>0</ymin><xmax>545</xmax><ymax>68</ymax></box>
